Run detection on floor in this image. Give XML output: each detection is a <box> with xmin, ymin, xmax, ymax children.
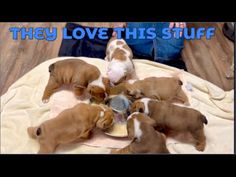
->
<box><xmin>0</xmin><ymin>22</ymin><xmax>234</xmax><ymax>96</ymax></box>
<box><xmin>182</xmin><ymin>22</ymin><xmax>234</xmax><ymax>91</ymax></box>
<box><xmin>0</xmin><ymin>23</ymin><xmax>65</xmax><ymax>95</ymax></box>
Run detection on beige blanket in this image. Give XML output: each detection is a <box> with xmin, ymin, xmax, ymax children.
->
<box><xmin>1</xmin><ymin>57</ymin><xmax>234</xmax><ymax>154</ymax></box>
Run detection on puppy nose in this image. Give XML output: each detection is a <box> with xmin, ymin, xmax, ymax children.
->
<box><xmin>127</xmin><ymin>110</ymin><xmax>131</xmax><ymax>116</ymax></box>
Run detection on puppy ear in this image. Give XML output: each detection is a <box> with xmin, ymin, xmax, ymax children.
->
<box><xmin>96</xmin><ymin>118</ymin><xmax>106</xmax><ymax>129</ymax></box>
<box><xmin>96</xmin><ymin>110</ymin><xmax>113</xmax><ymax>130</ymax></box>
<box><xmin>27</xmin><ymin>126</ymin><xmax>42</xmax><ymax>139</ymax></box>
<box><xmin>127</xmin><ymin>119</ymin><xmax>135</xmax><ymax>139</ymax></box>
<box><xmin>135</xmin><ymin>90</ymin><xmax>144</xmax><ymax>98</ymax></box>
<box><xmin>126</xmin><ymin>88</ymin><xmax>135</xmax><ymax>96</ymax></box>
<box><xmin>127</xmin><ymin>89</ymin><xmax>143</xmax><ymax>99</ymax></box>
<box><xmin>74</xmin><ymin>84</ymin><xmax>87</xmax><ymax>90</ymax></box>
<box><xmin>129</xmin><ymin>102</ymin><xmax>141</xmax><ymax>113</ymax></box>
<box><xmin>140</xmin><ymin>115</ymin><xmax>156</xmax><ymax>127</ymax></box>
<box><xmin>102</xmin><ymin>77</ymin><xmax>111</xmax><ymax>93</ymax></box>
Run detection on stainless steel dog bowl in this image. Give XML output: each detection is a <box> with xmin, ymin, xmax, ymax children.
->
<box><xmin>105</xmin><ymin>95</ymin><xmax>131</xmax><ymax>137</ymax></box>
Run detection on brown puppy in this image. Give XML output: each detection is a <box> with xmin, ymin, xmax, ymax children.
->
<box><xmin>110</xmin><ymin>77</ymin><xmax>189</xmax><ymax>104</ymax></box>
<box><xmin>27</xmin><ymin>103</ymin><xmax>114</xmax><ymax>153</ymax></box>
<box><xmin>130</xmin><ymin>98</ymin><xmax>208</xmax><ymax>151</ymax></box>
<box><xmin>111</xmin><ymin>112</ymin><xmax>169</xmax><ymax>154</ymax></box>
<box><xmin>42</xmin><ymin>59</ymin><xmax>110</xmax><ymax>103</ymax></box>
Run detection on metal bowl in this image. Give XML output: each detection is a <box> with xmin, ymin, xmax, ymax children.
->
<box><xmin>105</xmin><ymin>94</ymin><xmax>131</xmax><ymax>137</ymax></box>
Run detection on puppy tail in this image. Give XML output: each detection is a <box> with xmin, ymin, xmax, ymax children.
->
<box><xmin>178</xmin><ymin>80</ymin><xmax>183</xmax><ymax>86</ymax></box>
<box><xmin>170</xmin><ymin>71</ymin><xmax>184</xmax><ymax>86</ymax></box>
<box><xmin>201</xmin><ymin>115</ymin><xmax>208</xmax><ymax>125</ymax></box>
<box><xmin>49</xmin><ymin>63</ymin><xmax>55</xmax><ymax>73</ymax></box>
<box><xmin>27</xmin><ymin>126</ymin><xmax>42</xmax><ymax>139</ymax></box>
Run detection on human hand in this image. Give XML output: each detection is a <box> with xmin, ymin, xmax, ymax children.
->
<box><xmin>112</xmin><ymin>22</ymin><xmax>127</xmax><ymax>37</ymax></box>
<box><xmin>169</xmin><ymin>22</ymin><xmax>186</xmax><ymax>37</ymax></box>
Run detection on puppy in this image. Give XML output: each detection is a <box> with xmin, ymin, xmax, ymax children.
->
<box><xmin>111</xmin><ymin>112</ymin><xmax>169</xmax><ymax>154</ymax></box>
<box><xmin>27</xmin><ymin>103</ymin><xmax>114</xmax><ymax>153</ymax></box>
<box><xmin>130</xmin><ymin>98</ymin><xmax>208</xmax><ymax>151</ymax></box>
<box><xmin>125</xmin><ymin>77</ymin><xmax>189</xmax><ymax>104</ymax></box>
<box><xmin>105</xmin><ymin>36</ymin><xmax>137</xmax><ymax>85</ymax></box>
<box><xmin>42</xmin><ymin>59</ymin><xmax>110</xmax><ymax>103</ymax></box>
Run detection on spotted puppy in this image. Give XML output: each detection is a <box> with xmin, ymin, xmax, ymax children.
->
<box><xmin>42</xmin><ymin>59</ymin><xmax>110</xmax><ymax>103</ymax></box>
<box><xmin>111</xmin><ymin>112</ymin><xmax>169</xmax><ymax>154</ymax></box>
<box><xmin>130</xmin><ymin>98</ymin><xmax>208</xmax><ymax>151</ymax></box>
<box><xmin>28</xmin><ymin>103</ymin><xmax>114</xmax><ymax>153</ymax></box>
<box><xmin>105</xmin><ymin>36</ymin><xmax>137</xmax><ymax>85</ymax></box>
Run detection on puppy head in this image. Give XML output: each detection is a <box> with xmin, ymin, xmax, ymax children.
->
<box><xmin>105</xmin><ymin>37</ymin><xmax>117</xmax><ymax>61</ymax></box>
<box><xmin>129</xmin><ymin>98</ymin><xmax>151</xmax><ymax>114</ymax></box>
<box><xmin>96</xmin><ymin>107</ymin><xmax>114</xmax><ymax>130</ymax></box>
<box><xmin>87</xmin><ymin>85</ymin><xmax>106</xmax><ymax>103</ymax></box>
<box><xmin>126</xmin><ymin>112</ymin><xmax>156</xmax><ymax>139</ymax></box>
<box><xmin>88</xmin><ymin>77</ymin><xmax>110</xmax><ymax>103</ymax></box>
<box><xmin>136</xmin><ymin>113</ymin><xmax>156</xmax><ymax>127</ymax></box>
<box><xmin>27</xmin><ymin>126</ymin><xmax>42</xmax><ymax>139</ymax></box>
<box><xmin>125</xmin><ymin>83</ymin><xmax>143</xmax><ymax>99</ymax></box>
<box><xmin>129</xmin><ymin>100</ymin><xmax>145</xmax><ymax>113</ymax></box>
<box><xmin>107</xmin><ymin>36</ymin><xmax>117</xmax><ymax>49</ymax></box>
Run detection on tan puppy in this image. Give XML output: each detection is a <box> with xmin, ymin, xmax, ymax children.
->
<box><xmin>42</xmin><ymin>59</ymin><xmax>110</xmax><ymax>103</ymax></box>
<box><xmin>110</xmin><ymin>77</ymin><xmax>189</xmax><ymax>104</ymax></box>
<box><xmin>130</xmin><ymin>98</ymin><xmax>208</xmax><ymax>151</ymax></box>
<box><xmin>27</xmin><ymin>103</ymin><xmax>114</xmax><ymax>153</ymax></box>
<box><xmin>126</xmin><ymin>77</ymin><xmax>189</xmax><ymax>104</ymax></box>
<box><xmin>105</xmin><ymin>36</ymin><xmax>136</xmax><ymax>85</ymax></box>
<box><xmin>111</xmin><ymin>112</ymin><xmax>169</xmax><ymax>154</ymax></box>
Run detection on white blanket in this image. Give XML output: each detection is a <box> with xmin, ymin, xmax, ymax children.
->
<box><xmin>1</xmin><ymin>57</ymin><xmax>234</xmax><ymax>154</ymax></box>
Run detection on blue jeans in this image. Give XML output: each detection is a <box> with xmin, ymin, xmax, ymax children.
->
<box><xmin>126</xmin><ymin>22</ymin><xmax>184</xmax><ymax>63</ymax></box>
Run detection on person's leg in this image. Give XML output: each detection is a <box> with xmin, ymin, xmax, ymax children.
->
<box><xmin>58</xmin><ymin>23</ymin><xmax>79</xmax><ymax>57</ymax></box>
<box><xmin>153</xmin><ymin>22</ymin><xmax>186</xmax><ymax>70</ymax></box>
<box><xmin>153</xmin><ymin>22</ymin><xmax>184</xmax><ymax>62</ymax></box>
<box><xmin>58</xmin><ymin>23</ymin><xmax>113</xmax><ymax>59</ymax></box>
<box><xmin>126</xmin><ymin>22</ymin><xmax>154</xmax><ymax>59</ymax></box>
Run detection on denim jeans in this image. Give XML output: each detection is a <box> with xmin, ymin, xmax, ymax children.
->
<box><xmin>58</xmin><ymin>23</ymin><xmax>186</xmax><ymax>69</ymax></box>
<box><xmin>126</xmin><ymin>22</ymin><xmax>184</xmax><ymax>63</ymax></box>
<box><xmin>58</xmin><ymin>23</ymin><xmax>113</xmax><ymax>59</ymax></box>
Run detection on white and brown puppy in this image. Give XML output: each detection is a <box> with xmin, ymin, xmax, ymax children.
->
<box><xmin>42</xmin><ymin>59</ymin><xmax>110</xmax><ymax>103</ymax></box>
<box><xmin>105</xmin><ymin>36</ymin><xmax>137</xmax><ymax>85</ymax></box>
<box><xmin>111</xmin><ymin>112</ymin><xmax>169</xmax><ymax>154</ymax></box>
<box><xmin>28</xmin><ymin>103</ymin><xmax>114</xmax><ymax>154</ymax></box>
<box><xmin>130</xmin><ymin>98</ymin><xmax>208</xmax><ymax>151</ymax></box>
<box><xmin>111</xmin><ymin>76</ymin><xmax>189</xmax><ymax>104</ymax></box>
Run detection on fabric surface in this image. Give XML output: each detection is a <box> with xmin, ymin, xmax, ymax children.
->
<box><xmin>1</xmin><ymin>57</ymin><xmax>234</xmax><ymax>154</ymax></box>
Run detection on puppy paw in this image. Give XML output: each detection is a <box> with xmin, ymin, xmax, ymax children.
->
<box><xmin>110</xmin><ymin>149</ymin><xmax>119</xmax><ymax>154</ymax></box>
<box><xmin>195</xmin><ymin>144</ymin><xmax>205</xmax><ymax>152</ymax></box>
<box><xmin>184</xmin><ymin>102</ymin><xmax>191</xmax><ymax>106</ymax></box>
<box><xmin>42</xmin><ymin>98</ymin><xmax>49</xmax><ymax>104</ymax></box>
